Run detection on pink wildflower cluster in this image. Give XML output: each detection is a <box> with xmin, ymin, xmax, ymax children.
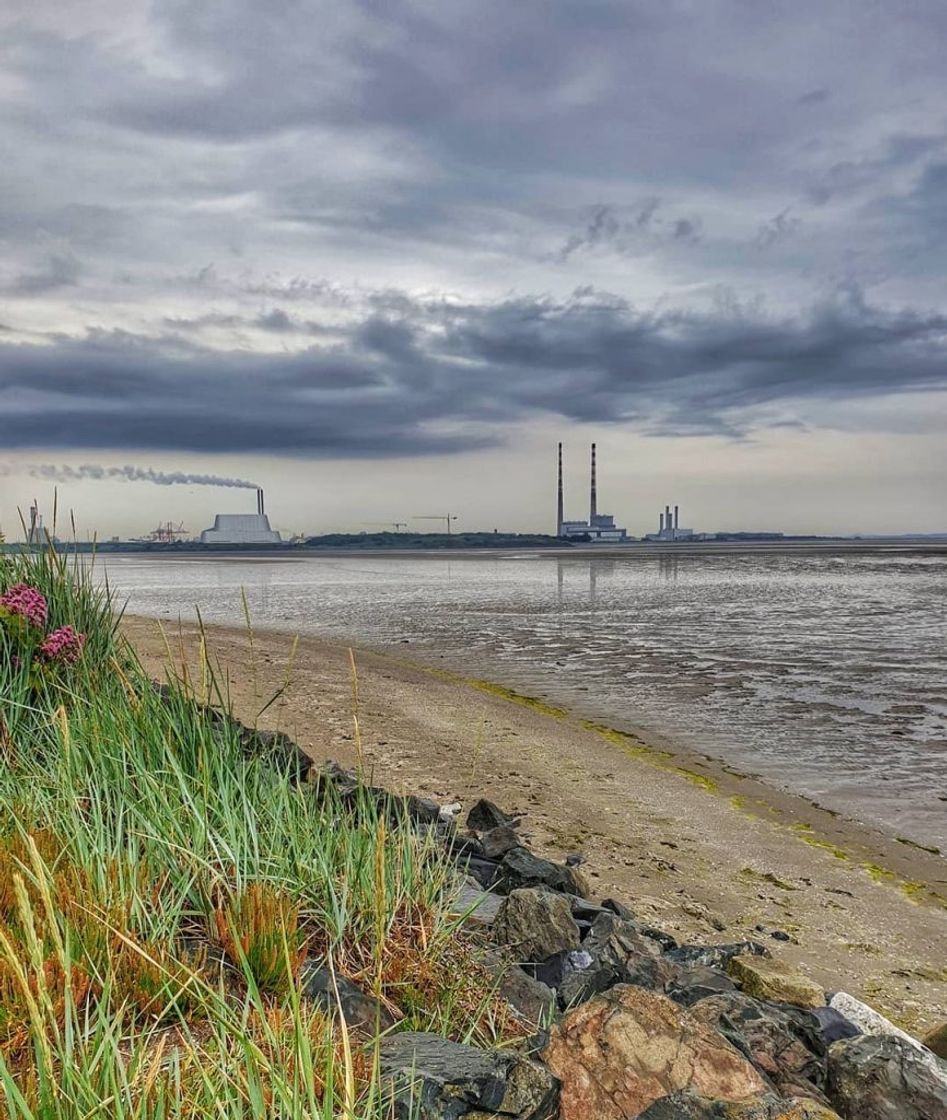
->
<box><xmin>0</xmin><ymin>583</ymin><xmax>48</xmax><ymax>628</ymax></box>
<box><xmin>39</xmin><ymin>625</ymin><xmax>87</xmax><ymax>664</ymax></box>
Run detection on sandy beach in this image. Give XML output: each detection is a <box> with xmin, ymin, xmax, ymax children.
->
<box><xmin>123</xmin><ymin>614</ymin><xmax>947</xmax><ymax>1034</ymax></box>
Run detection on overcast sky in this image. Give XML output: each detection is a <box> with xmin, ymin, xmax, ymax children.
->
<box><xmin>1</xmin><ymin>0</ymin><xmax>945</xmax><ymax>538</ymax></box>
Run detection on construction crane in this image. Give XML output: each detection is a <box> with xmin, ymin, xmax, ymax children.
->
<box><xmin>413</xmin><ymin>514</ymin><xmax>458</xmax><ymax>535</ymax></box>
<box><xmin>134</xmin><ymin>521</ymin><xmax>189</xmax><ymax>543</ymax></box>
<box><xmin>361</xmin><ymin>521</ymin><xmax>409</xmax><ymax>532</ymax></box>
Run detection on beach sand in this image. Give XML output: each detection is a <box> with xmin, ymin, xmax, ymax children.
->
<box><xmin>123</xmin><ymin>614</ymin><xmax>947</xmax><ymax>1033</ymax></box>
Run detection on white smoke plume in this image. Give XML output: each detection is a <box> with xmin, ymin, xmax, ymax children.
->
<box><xmin>2</xmin><ymin>464</ymin><xmax>259</xmax><ymax>489</ymax></box>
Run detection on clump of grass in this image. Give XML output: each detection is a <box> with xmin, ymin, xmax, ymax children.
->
<box><xmin>0</xmin><ymin>543</ymin><xmax>521</xmax><ymax>1116</ymax></box>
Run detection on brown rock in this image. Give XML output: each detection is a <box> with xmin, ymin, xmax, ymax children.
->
<box><xmin>544</xmin><ymin>983</ymin><xmax>768</xmax><ymax>1120</ymax></box>
<box><xmin>923</xmin><ymin>1021</ymin><xmax>947</xmax><ymax>1061</ymax></box>
<box><xmin>727</xmin><ymin>955</ymin><xmax>824</xmax><ymax>1010</ymax></box>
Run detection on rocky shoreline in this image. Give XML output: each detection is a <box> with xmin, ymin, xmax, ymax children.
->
<box><xmin>235</xmin><ymin>711</ymin><xmax>947</xmax><ymax>1120</ymax></box>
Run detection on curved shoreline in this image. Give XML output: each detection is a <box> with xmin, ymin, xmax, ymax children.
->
<box><xmin>122</xmin><ymin>613</ymin><xmax>947</xmax><ymax>1032</ymax></box>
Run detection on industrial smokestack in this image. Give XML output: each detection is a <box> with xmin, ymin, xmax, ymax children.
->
<box><xmin>257</xmin><ymin>488</ymin><xmax>265</xmax><ymax>517</ymax></box>
<box><xmin>674</xmin><ymin>504</ymin><xmax>679</xmax><ymax>531</ymax></box>
<box><xmin>659</xmin><ymin>511</ymin><xmax>665</xmax><ymax>533</ymax></box>
<box><xmin>590</xmin><ymin>443</ymin><xmax>598</xmax><ymax>524</ymax></box>
<box><xmin>557</xmin><ymin>443</ymin><xmax>564</xmax><ymax>536</ymax></box>
<box><xmin>665</xmin><ymin>505</ymin><xmax>671</xmax><ymax>534</ymax></box>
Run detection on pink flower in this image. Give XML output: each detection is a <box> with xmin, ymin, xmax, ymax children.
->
<box><xmin>39</xmin><ymin>625</ymin><xmax>86</xmax><ymax>664</ymax></box>
<box><xmin>0</xmin><ymin>583</ymin><xmax>48</xmax><ymax>628</ymax></box>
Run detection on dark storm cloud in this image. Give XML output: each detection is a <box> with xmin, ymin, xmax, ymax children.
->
<box><xmin>2</xmin><ymin>287</ymin><xmax>944</xmax><ymax>455</ymax></box>
<box><xmin>1</xmin><ymin>0</ymin><xmax>947</xmax><ymax>468</ymax></box>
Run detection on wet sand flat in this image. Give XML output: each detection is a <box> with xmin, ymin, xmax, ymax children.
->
<box><xmin>123</xmin><ymin>614</ymin><xmax>947</xmax><ymax>1033</ymax></box>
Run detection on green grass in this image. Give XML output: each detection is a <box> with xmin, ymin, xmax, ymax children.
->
<box><xmin>0</xmin><ymin>545</ymin><xmax>522</xmax><ymax>1117</ymax></box>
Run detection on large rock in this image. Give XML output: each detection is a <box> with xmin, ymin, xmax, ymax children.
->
<box><xmin>564</xmin><ymin>912</ymin><xmax>677</xmax><ymax>1006</ymax></box>
<box><xmin>828</xmin><ymin>991</ymin><xmax>924</xmax><ymax>1052</ymax></box>
<box><xmin>639</xmin><ymin>1093</ymin><xmax>842</xmax><ymax>1118</ymax></box>
<box><xmin>669</xmin><ymin>942</ymin><xmax>769</xmax><ymax>970</ymax></box>
<box><xmin>498</xmin><ymin>846</ymin><xmax>589</xmax><ymax>897</ymax></box>
<box><xmin>688</xmin><ymin>992</ymin><xmax>828</xmax><ymax>1103</ymax></box>
<box><xmin>667</xmin><ymin>966</ymin><xmax>738</xmax><ymax>1007</ymax></box>
<box><xmin>467</xmin><ymin>798</ymin><xmax>518</xmax><ymax>832</ymax></box>
<box><xmin>480</xmin><ymin>825</ymin><xmax>522</xmax><ymax>860</ymax></box>
<box><xmin>924</xmin><ymin>1022</ymin><xmax>947</xmax><ymax>1061</ymax></box>
<box><xmin>543</xmin><ymin>983</ymin><xmax>768</xmax><ymax>1119</ymax></box>
<box><xmin>483</xmin><ymin>952</ymin><xmax>558</xmax><ymax>1028</ymax></box>
<box><xmin>826</xmin><ymin>1034</ymin><xmax>947</xmax><ymax>1119</ymax></box>
<box><xmin>380</xmin><ymin>1031</ymin><xmax>557</xmax><ymax>1120</ymax></box>
<box><xmin>495</xmin><ymin>888</ymin><xmax>582</xmax><ymax>963</ymax></box>
<box><xmin>300</xmin><ymin>964</ymin><xmax>395</xmax><ymax>1032</ymax></box>
<box><xmin>727</xmin><ymin>955</ymin><xmax>824</xmax><ymax>1010</ymax></box>
<box><xmin>450</xmin><ymin>883</ymin><xmax>503</xmax><ymax>928</ymax></box>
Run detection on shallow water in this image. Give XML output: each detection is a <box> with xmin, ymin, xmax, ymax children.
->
<box><xmin>103</xmin><ymin>549</ymin><xmax>947</xmax><ymax>848</ymax></box>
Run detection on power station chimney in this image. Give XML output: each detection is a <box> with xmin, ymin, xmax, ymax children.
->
<box><xmin>257</xmin><ymin>488</ymin><xmax>265</xmax><ymax>517</ymax></box>
<box><xmin>557</xmin><ymin>442</ymin><xmax>564</xmax><ymax>536</ymax></box>
<box><xmin>674</xmin><ymin>504</ymin><xmax>679</xmax><ymax>531</ymax></box>
<box><xmin>665</xmin><ymin>505</ymin><xmax>671</xmax><ymax>536</ymax></box>
<box><xmin>659</xmin><ymin>511</ymin><xmax>665</xmax><ymax>533</ymax></box>
<box><xmin>590</xmin><ymin>443</ymin><xmax>598</xmax><ymax>524</ymax></box>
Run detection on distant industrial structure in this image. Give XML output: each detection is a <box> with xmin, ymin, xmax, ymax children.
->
<box><xmin>26</xmin><ymin>502</ymin><xmax>52</xmax><ymax>546</ymax></box>
<box><xmin>199</xmin><ymin>488</ymin><xmax>282</xmax><ymax>545</ymax></box>
<box><xmin>556</xmin><ymin>443</ymin><xmax>628</xmax><ymax>542</ymax></box>
<box><xmin>644</xmin><ymin>504</ymin><xmax>695</xmax><ymax>542</ymax></box>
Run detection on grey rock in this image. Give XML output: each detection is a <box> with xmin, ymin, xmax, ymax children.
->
<box><xmin>241</xmin><ymin>727</ymin><xmax>312</xmax><ymax>782</ymax></box>
<box><xmin>379</xmin><ymin>1031</ymin><xmax>558</xmax><ymax>1120</ymax></box>
<box><xmin>811</xmin><ymin>1006</ymin><xmax>861</xmax><ymax>1045</ymax></box>
<box><xmin>467</xmin><ymin>798</ymin><xmax>518</xmax><ymax>833</ymax></box>
<box><xmin>666</xmin><ymin>965</ymin><xmax>738</xmax><ymax>1007</ymax></box>
<box><xmin>463</xmin><ymin>855</ymin><xmax>502</xmax><ymax>889</ymax></box>
<box><xmin>827</xmin><ymin>1034</ymin><xmax>947</xmax><ymax>1119</ymax></box>
<box><xmin>480</xmin><ymin>825</ymin><xmax>523</xmax><ymax>860</ymax></box>
<box><xmin>668</xmin><ymin>941</ymin><xmax>770</xmax><ymax>970</ymax></box>
<box><xmin>688</xmin><ymin>991</ymin><xmax>829</xmax><ymax>1103</ymax></box>
<box><xmin>451</xmin><ymin>883</ymin><xmax>503</xmax><ymax>927</ymax></box>
<box><xmin>498</xmin><ymin>846</ymin><xmax>589</xmax><ymax>897</ymax></box>
<box><xmin>495</xmin><ymin>888</ymin><xmax>581</xmax><ymax>962</ymax></box>
<box><xmin>639</xmin><ymin>1092</ymin><xmax>843</xmax><ymax>1118</ymax></box>
<box><xmin>300</xmin><ymin>964</ymin><xmax>395</xmax><ymax>1032</ymax></box>
<box><xmin>483</xmin><ymin>952</ymin><xmax>557</xmax><ymax>1028</ymax></box>
<box><xmin>531</xmin><ymin>911</ymin><xmax>677</xmax><ymax>1008</ymax></box>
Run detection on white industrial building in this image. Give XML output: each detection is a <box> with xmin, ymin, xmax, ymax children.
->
<box><xmin>199</xmin><ymin>489</ymin><xmax>282</xmax><ymax>545</ymax></box>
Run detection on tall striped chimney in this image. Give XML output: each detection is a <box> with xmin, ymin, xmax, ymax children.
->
<box><xmin>674</xmin><ymin>504</ymin><xmax>679</xmax><ymax>531</ymax></box>
<box><xmin>557</xmin><ymin>443</ymin><xmax>564</xmax><ymax>536</ymax></box>
<box><xmin>590</xmin><ymin>443</ymin><xmax>598</xmax><ymax>524</ymax></box>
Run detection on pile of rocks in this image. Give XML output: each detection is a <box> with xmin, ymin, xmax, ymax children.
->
<box><xmin>258</xmin><ymin>740</ymin><xmax>947</xmax><ymax>1119</ymax></box>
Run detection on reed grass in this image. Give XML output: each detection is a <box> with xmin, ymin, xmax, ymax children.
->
<box><xmin>0</xmin><ymin>545</ymin><xmax>521</xmax><ymax>1117</ymax></box>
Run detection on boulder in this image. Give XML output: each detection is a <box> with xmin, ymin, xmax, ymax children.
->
<box><xmin>639</xmin><ymin>1092</ymin><xmax>842</xmax><ymax>1118</ymax></box>
<box><xmin>467</xmin><ymin>798</ymin><xmax>518</xmax><ymax>832</ymax></box>
<box><xmin>380</xmin><ymin>1031</ymin><xmax>557</xmax><ymax>1120</ymax></box>
<box><xmin>727</xmin><ymin>956</ymin><xmax>824</xmax><ymax>1010</ymax></box>
<box><xmin>923</xmin><ymin>1022</ymin><xmax>947</xmax><ymax>1061</ymax></box>
<box><xmin>483</xmin><ymin>952</ymin><xmax>558</xmax><ymax>1027</ymax></box>
<box><xmin>495</xmin><ymin>888</ymin><xmax>582</xmax><ymax>962</ymax></box>
<box><xmin>543</xmin><ymin>983</ymin><xmax>768</xmax><ymax>1119</ymax></box>
<box><xmin>480</xmin><ymin>825</ymin><xmax>522</xmax><ymax>860</ymax></box>
<box><xmin>463</xmin><ymin>855</ymin><xmax>502</xmax><ymax>890</ymax></box>
<box><xmin>667</xmin><ymin>966</ymin><xmax>738</xmax><ymax>1007</ymax></box>
<box><xmin>450</xmin><ymin>883</ymin><xmax>503</xmax><ymax>927</ymax></box>
<box><xmin>563</xmin><ymin>912</ymin><xmax>677</xmax><ymax>1006</ymax></box>
<box><xmin>828</xmin><ymin>991</ymin><xmax>924</xmax><ymax>1052</ymax></box>
<box><xmin>241</xmin><ymin>727</ymin><xmax>312</xmax><ymax>783</ymax></box>
<box><xmin>826</xmin><ymin>1033</ymin><xmax>947</xmax><ymax>1119</ymax></box>
<box><xmin>809</xmin><ymin>1007</ymin><xmax>860</xmax><ymax>1046</ymax></box>
<box><xmin>688</xmin><ymin>992</ymin><xmax>828</xmax><ymax>1102</ymax></box>
<box><xmin>498</xmin><ymin>846</ymin><xmax>589</xmax><ymax>897</ymax></box>
<box><xmin>300</xmin><ymin>964</ymin><xmax>395</xmax><ymax>1032</ymax></box>
<box><xmin>669</xmin><ymin>942</ymin><xmax>769</xmax><ymax>970</ymax></box>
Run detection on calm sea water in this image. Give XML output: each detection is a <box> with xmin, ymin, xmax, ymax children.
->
<box><xmin>103</xmin><ymin>549</ymin><xmax>947</xmax><ymax>848</ymax></box>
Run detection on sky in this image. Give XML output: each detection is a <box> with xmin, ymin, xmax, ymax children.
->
<box><xmin>1</xmin><ymin>0</ymin><xmax>945</xmax><ymax>538</ymax></box>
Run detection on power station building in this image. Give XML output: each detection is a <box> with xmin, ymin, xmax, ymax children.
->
<box><xmin>644</xmin><ymin>504</ymin><xmax>695</xmax><ymax>542</ymax></box>
<box><xmin>557</xmin><ymin>443</ymin><xmax>628</xmax><ymax>542</ymax></box>
<box><xmin>199</xmin><ymin>489</ymin><xmax>282</xmax><ymax>545</ymax></box>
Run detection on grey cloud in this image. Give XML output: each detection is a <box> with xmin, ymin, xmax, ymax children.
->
<box><xmin>2</xmin><ymin>286</ymin><xmax>944</xmax><ymax>455</ymax></box>
<box><xmin>559</xmin><ymin>201</ymin><xmax>702</xmax><ymax>261</ymax></box>
<box><xmin>5</xmin><ymin>250</ymin><xmax>81</xmax><ymax>295</ymax></box>
<box><xmin>756</xmin><ymin>209</ymin><xmax>801</xmax><ymax>248</ymax></box>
